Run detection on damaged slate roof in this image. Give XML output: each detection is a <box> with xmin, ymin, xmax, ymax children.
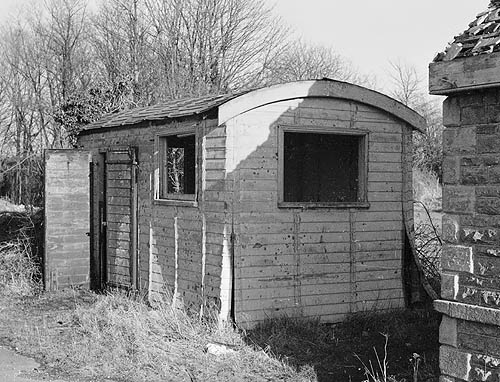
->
<box><xmin>81</xmin><ymin>92</ymin><xmax>245</xmax><ymax>133</ymax></box>
<box><xmin>435</xmin><ymin>0</ymin><xmax>500</xmax><ymax>62</ymax></box>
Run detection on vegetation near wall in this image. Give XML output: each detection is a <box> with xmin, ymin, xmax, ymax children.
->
<box><xmin>0</xmin><ymin>0</ymin><xmax>379</xmax><ymax>203</ymax></box>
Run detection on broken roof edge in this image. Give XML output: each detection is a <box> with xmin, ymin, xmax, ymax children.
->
<box><xmin>218</xmin><ymin>78</ymin><xmax>426</xmax><ymax>133</ymax></box>
<box><xmin>429</xmin><ymin>50</ymin><xmax>500</xmax><ymax>96</ymax></box>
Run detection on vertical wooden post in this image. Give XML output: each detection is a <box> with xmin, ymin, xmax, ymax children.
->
<box><xmin>130</xmin><ymin>148</ymin><xmax>139</xmax><ymax>290</ymax></box>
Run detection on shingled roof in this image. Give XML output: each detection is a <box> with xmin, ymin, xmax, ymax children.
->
<box><xmin>435</xmin><ymin>1</ymin><xmax>500</xmax><ymax>62</ymax></box>
<box><xmin>81</xmin><ymin>92</ymin><xmax>245</xmax><ymax>133</ymax></box>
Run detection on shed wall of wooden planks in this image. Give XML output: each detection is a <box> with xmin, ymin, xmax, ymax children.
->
<box><xmin>77</xmin><ymin>93</ymin><xmax>414</xmax><ymax>326</ymax></box>
<box><xmin>225</xmin><ymin>97</ymin><xmax>408</xmax><ymax>326</ymax></box>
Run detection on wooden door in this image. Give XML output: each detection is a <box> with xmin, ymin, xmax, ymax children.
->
<box><xmin>104</xmin><ymin>148</ymin><xmax>138</xmax><ymax>289</ymax></box>
<box><xmin>44</xmin><ymin>149</ymin><xmax>91</xmax><ymax>290</ymax></box>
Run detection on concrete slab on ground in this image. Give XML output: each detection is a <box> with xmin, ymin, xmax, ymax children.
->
<box><xmin>0</xmin><ymin>346</ymin><xmax>66</xmax><ymax>382</ymax></box>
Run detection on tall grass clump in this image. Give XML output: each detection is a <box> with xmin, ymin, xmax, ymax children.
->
<box><xmin>29</xmin><ymin>291</ymin><xmax>317</xmax><ymax>382</ymax></box>
<box><xmin>0</xmin><ymin>238</ymin><xmax>42</xmax><ymax>295</ymax></box>
<box><xmin>0</xmin><ymin>210</ymin><xmax>43</xmax><ymax>296</ymax></box>
<box><xmin>413</xmin><ymin>168</ymin><xmax>441</xmax><ymax>211</ymax></box>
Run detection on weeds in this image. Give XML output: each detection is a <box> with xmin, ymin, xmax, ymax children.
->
<box><xmin>0</xmin><ymin>238</ymin><xmax>42</xmax><ymax>295</ymax></box>
<box><xmin>355</xmin><ymin>334</ymin><xmax>396</xmax><ymax>382</ymax></box>
<box><xmin>1</xmin><ymin>290</ymin><xmax>316</xmax><ymax>382</ymax></box>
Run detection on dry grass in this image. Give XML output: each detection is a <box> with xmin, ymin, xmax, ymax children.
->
<box><xmin>413</xmin><ymin>168</ymin><xmax>442</xmax><ymax>212</ymax></box>
<box><xmin>0</xmin><ymin>290</ymin><xmax>316</xmax><ymax>382</ymax></box>
<box><xmin>0</xmin><ymin>239</ymin><xmax>42</xmax><ymax>295</ymax></box>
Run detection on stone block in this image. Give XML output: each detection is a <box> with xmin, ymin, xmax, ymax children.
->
<box><xmin>476</xmin><ymin>187</ymin><xmax>500</xmax><ymax>198</ymax></box>
<box><xmin>486</xmin><ymin>105</ymin><xmax>500</xmax><ymax>124</ymax></box>
<box><xmin>488</xmin><ymin>166</ymin><xmax>500</xmax><ymax>184</ymax></box>
<box><xmin>440</xmin><ymin>316</ymin><xmax>458</xmax><ymax>347</ymax></box>
<box><xmin>443</xmin><ymin>97</ymin><xmax>461</xmax><ymax>127</ymax></box>
<box><xmin>443</xmin><ymin>127</ymin><xmax>476</xmax><ymax>154</ymax></box>
<box><xmin>443</xmin><ymin>186</ymin><xmax>475</xmax><ymax>214</ymax></box>
<box><xmin>462</xmin><ymin>105</ymin><xmax>486</xmax><ymax>125</ymax></box>
<box><xmin>476</xmin><ymin>125</ymin><xmax>498</xmax><ymax>135</ymax></box>
<box><xmin>442</xmin><ymin>272</ymin><xmax>459</xmax><ymax>300</ymax></box>
<box><xmin>459</xmin><ymin>93</ymin><xmax>485</xmax><ymax>107</ymax></box>
<box><xmin>458</xmin><ymin>320</ymin><xmax>500</xmax><ymax>357</ymax></box>
<box><xmin>461</xmin><ymin>214</ymin><xmax>500</xmax><ymax>229</ymax></box>
<box><xmin>460</xmin><ymin>166</ymin><xmax>488</xmax><ymax>185</ymax></box>
<box><xmin>484</xmin><ymin>89</ymin><xmax>500</xmax><ymax>105</ymax></box>
<box><xmin>442</xmin><ymin>245</ymin><xmax>474</xmax><ymax>273</ymax></box>
<box><xmin>439</xmin><ymin>345</ymin><xmax>471</xmax><ymax>381</ymax></box>
<box><xmin>477</xmin><ymin>135</ymin><xmax>500</xmax><ymax>154</ymax></box>
<box><xmin>442</xmin><ymin>215</ymin><xmax>460</xmax><ymax>244</ymax></box>
<box><xmin>475</xmin><ymin>254</ymin><xmax>500</xmax><ymax>277</ymax></box>
<box><xmin>443</xmin><ymin>156</ymin><xmax>460</xmax><ymax>185</ymax></box>
<box><xmin>460</xmin><ymin>227</ymin><xmax>498</xmax><ymax>245</ymax></box>
<box><xmin>476</xmin><ymin>197</ymin><xmax>500</xmax><ymax>215</ymax></box>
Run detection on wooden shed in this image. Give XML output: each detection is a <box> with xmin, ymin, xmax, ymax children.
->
<box><xmin>44</xmin><ymin>79</ymin><xmax>426</xmax><ymax>326</ymax></box>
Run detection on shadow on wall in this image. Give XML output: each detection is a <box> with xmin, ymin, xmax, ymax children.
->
<box><xmin>148</xmin><ymin>80</ymin><xmax>413</xmax><ymax>331</ymax></box>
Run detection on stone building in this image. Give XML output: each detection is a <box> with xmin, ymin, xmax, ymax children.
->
<box><xmin>430</xmin><ymin>2</ymin><xmax>500</xmax><ymax>380</ymax></box>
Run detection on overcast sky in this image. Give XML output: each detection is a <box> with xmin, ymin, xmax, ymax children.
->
<box><xmin>267</xmin><ymin>0</ymin><xmax>490</xmax><ymax>93</ymax></box>
<box><xmin>0</xmin><ymin>0</ymin><xmax>492</xmax><ymax>94</ymax></box>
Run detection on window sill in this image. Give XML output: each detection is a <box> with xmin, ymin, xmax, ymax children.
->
<box><xmin>154</xmin><ymin>198</ymin><xmax>198</xmax><ymax>208</ymax></box>
<box><xmin>278</xmin><ymin>202</ymin><xmax>370</xmax><ymax>209</ymax></box>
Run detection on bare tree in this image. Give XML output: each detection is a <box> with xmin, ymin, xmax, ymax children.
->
<box><xmin>388</xmin><ymin>60</ymin><xmax>443</xmax><ymax>178</ymax></box>
<box><xmin>145</xmin><ymin>0</ymin><xmax>289</xmax><ymax>97</ymax></box>
<box><xmin>265</xmin><ymin>39</ymin><xmax>375</xmax><ymax>87</ymax></box>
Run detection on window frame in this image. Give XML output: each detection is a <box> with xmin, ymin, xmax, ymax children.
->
<box><xmin>277</xmin><ymin>125</ymin><xmax>369</xmax><ymax>209</ymax></box>
<box><xmin>155</xmin><ymin>128</ymin><xmax>198</xmax><ymax>207</ymax></box>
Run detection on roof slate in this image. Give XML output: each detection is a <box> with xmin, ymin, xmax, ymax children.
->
<box><xmin>81</xmin><ymin>93</ymin><xmax>244</xmax><ymax>133</ymax></box>
<box><xmin>434</xmin><ymin>2</ymin><xmax>500</xmax><ymax>62</ymax></box>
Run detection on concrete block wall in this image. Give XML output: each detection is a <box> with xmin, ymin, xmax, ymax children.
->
<box><xmin>438</xmin><ymin>88</ymin><xmax>500</xmax><ymax>381</ymax></box>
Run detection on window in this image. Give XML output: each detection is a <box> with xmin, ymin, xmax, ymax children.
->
<box><xmin>158</xmin><ymin>133</ymin><xmax>196</xmax><ymax>201</ymax></box>
<box><xmin>279</xmin><ymin>127</ymin><xmax>368</xmax><ymax>208</ymax></box>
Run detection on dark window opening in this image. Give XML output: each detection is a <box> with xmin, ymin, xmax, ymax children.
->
<box><xmin>283</xmin><ymin>132</ymin><xmax>363</xmax><ymax>203</ymax></box>
<box><xmin>161</xmin><ymin>134</ymin><xmax>195</xmax><ymax>197</ymax></box>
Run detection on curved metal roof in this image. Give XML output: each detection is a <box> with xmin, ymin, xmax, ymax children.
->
<box><xmin>80</xmin><ymin>79</ymin><xmax>425</xmax><ymax>134</ymax></box>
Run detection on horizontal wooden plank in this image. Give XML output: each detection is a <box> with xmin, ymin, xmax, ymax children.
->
<box><xmin>369</xmin><ymin>162</ymin><xmax>402</xmax><ymax>172</ymax></box>
<box><xmin>107</xmin><ymin>188</ymin><xmax>131</xmax><ymax>197</ymax></box>
<box><xmin>369</xmin><ymin>152</ymin><xmax>401</xmax><ymax>163</ymax></box>
<box><xmin>356</xmin><ymin>278</ymin><xmax>402</xmax><ymax>292</ymax></box>
<box><xmin>107</xmin><ymin>196</ymin><xmax>131</xmax><ymax>206</ymax></box>
<box><xmin>356</xmin><ymin>289</ymin><xmax>403</xmax><ymax>302</ymax></box>
<box><xmin>369</xmin><ymin>182</ymin><xmax>403</xmax><ymax>192</ymax></box>
<box><xmin>355</xmin><ymin>220</ymin><xmax>402</xmax><ymax>232</ymax></box>
<box><xmin>356</xmin><ymin>240</ymin><xmax>402</xmax><ymax>252</ymax></box>
<box><xmin>242</xmin><ymin>242</ymin><xmax>351</xmax><ymax>256</ymax></box>
<box><xmin>239</xmin><ymin>179</ymin><xmax>277</xmax><ymax>191</ymax></box>
<box><xmin>367</xmin><ymin>191</ymin><xmax>402</xmax><ymax>202</ymax></box>
<box><xmin>369</xmin><ymin>132</ymin><xmax>402</xmax><ymax>143</ymax></box>
<box><xmin>107</xmin><ymin>179</ymin><xmax>131</xmax><ymax>189</ymax></box>
<box><xmin>370</xmin><ymin>142</ymin><xmax>402</xmax><ymax>153</ymax></box>
<box><xmin>107</xmin><ymin>151</ymin><xmax>132</xmax><ymax>163</ymax></box>
<box><xmin>298</xmin><ymin>221</ymin><xmax>350</xmax><ymax>232</ymax></box>
<box><xmin>299</xmin><ymin>232</ymin><xmax>350</xmax><ymax>244</ymax></box>
<box><xmin>237</xmin><ymin>272</ymin><xmax>349</xmax><ymax>290</ymax></box>
<box><xmin>237</xmin><ymin>252</ymin><xmax>351</xmax><ymax>267</ymax></box>
<box><xmin>238</xmin><ymin>168</ymin><xmax>277</xmax><ymax>180</ymax></box>
<box><xmin>106</xmin><ymin>169</ymin><xmax>131</xmax><ymax>180</ymax></box>
<box><xmin>369</xmin><ymin>172</ymin><xmax>402</xmax><ymax>182</ymax></box>
<box><xmin>356</xmin><ymin>269</ymin><xmax>401</xmax><ymax>281</ymax></box>
<box><xmin>356</xmin><ymin>230</ymin><xmax>402</xmax><ymax>241</ymax></box>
